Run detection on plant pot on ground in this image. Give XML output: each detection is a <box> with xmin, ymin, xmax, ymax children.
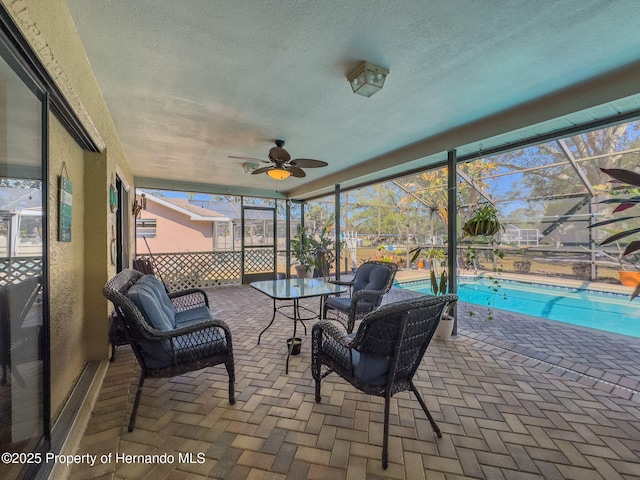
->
<box><xmin>294</xmin><ymin>265</ymin><xmax>314</xmax><ymax>279</ymax></box>
<box><xmin>433</xmin><ymin>313</ymin><xmax>455</xmax><ymax>341</ymax></box>
<box><xmin>291</xmin><ymin>224</ymin><xmax>316</xmax><ymax>278</ymax></box>
<box><xmin>426</xmin><ymin>267</ymin><xmax>457</xmax><ymax>341</ymax></box>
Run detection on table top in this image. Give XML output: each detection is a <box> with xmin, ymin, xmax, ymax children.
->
<box><xmin>250</xmin><ymin>278</ymin><xmax>347</xmax><ymax>300</ymax></box>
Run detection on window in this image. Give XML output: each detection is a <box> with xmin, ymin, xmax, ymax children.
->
<box><xmin>136</xmin><ymin>218</ymin><xmax>157</xmax><ymax>238</ymax></box>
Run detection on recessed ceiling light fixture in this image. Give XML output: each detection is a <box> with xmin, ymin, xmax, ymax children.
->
<box><xmin>267</xmin><ymin>167</ymin><xmax>291</xmax><ymax>180</ymax></box>
<box><xmin>347</xmin><ymin>61</ymin><xmax>389</xmax><ymax>97</ymax></box>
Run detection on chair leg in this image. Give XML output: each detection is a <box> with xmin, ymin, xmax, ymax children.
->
<box><xmin>226</xmin><ymin>360</ymin><xmax>235</xmax><ymax>404</ymax></box>
<box><xmin>311</xmin><ymin>346</ymin><xmax>322</xmax><ymax>403</ymax></box>
<box><xmin>382</xmin><ymin>395</ymin><xmax>390</xmax><ymax>469</ymax></box>
<box><xmin>128</xmin><ymin>372</ymin><xmax>146</xmax><ymax>432</ymax></box>
<box><xmin>410</xmin><ymin>382</ymin><xmax>442</xmax><ymax>437</ymax></box>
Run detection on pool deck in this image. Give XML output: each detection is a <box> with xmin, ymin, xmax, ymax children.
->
<box><xmin>391</xmin><ymin>269</ymin><xmax>640</xmax><ymax>393</ymax></box>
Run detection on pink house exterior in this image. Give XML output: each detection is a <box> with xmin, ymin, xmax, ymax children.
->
<box><xmin>135</xmin><ymin>193</ymin><xmax>231</xmax><ymax>254</ymax></box>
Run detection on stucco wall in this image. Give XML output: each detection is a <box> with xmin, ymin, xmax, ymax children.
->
<box><xmin>2</xmin><ymin>0</ymin><xmax>135</xmax><ymax>421</ymax></box>
<box><xmin>48</xmin><ymin>116</ymin><xmax>87</xmax><ymax>417</ymax></box>
<box><xmin>137</xmin><ymin>203</ymin><xmax>214</xmax><ymax>254</ymax></box>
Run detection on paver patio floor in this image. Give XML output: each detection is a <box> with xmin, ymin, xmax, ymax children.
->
<box><xmin>69</xmin><ymin>284</ymin><xmax>640</xmax><ymax>479</ymax></box>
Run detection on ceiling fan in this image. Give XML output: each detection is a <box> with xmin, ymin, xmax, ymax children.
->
<box><xmin>229</xmin><ymin>140</ymin><xmax>328</xmax><ymax>180</ymax></box>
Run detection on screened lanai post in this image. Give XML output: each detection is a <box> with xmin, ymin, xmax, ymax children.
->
<box><xmin>447</xmin><ymin>149</ymin><xmax>458</xmax><ymax>331</ymax></box>
<box><xmin>335</xmin><ymin>184</ymin><xmax>341</xmax><ymax>280</ymax></box>
<box><xmin>286</xmin><ymin>200</ymin><xmax>291</xmax><ymax>278</ymax></box>
<box><xmin>589</xmin><ymin>198</ymin><xmax>597</xmax><ymax>280</ymax></box>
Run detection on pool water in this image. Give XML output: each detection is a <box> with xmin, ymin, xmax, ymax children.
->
<box><xmin>398</xmin><ymin>278</ymin><xmax>640</xmax><ymax>338</ymax></box>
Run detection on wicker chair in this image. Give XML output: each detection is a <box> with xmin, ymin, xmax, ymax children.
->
<box><xmin>103</xmin><ymin>269</ymin><xmax>235</xmax><ymax>432</ymax></box>
<box><xmin>312</xmin><ymin>293</ymin><xmax>458</xmax><ymax>469</ymax></box>
<box><xmin>323</xmin><ymin>260</ymin><xmax>398</xmax><ymax>333</ymax></box>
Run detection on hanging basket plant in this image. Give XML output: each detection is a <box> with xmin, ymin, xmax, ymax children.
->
<box><xmin>462</xmin><ymin>204</ymin><xmax>503</xmax><ymax>237</ymax></box>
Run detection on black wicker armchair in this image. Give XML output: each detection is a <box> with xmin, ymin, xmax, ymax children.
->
<box><xmin>103</xmin><ymin>269</ymin><xmax>235</xmax><ymax>432</ymax></box>
<box><xmin>312</xmin><ymin>293</ymin><xmax>458</xmax><ymax>469</ymax></box>
<box><xmin>323</xmin><ymin>260</ymin><xmax>398</xmax><ymax>333</ymax></box>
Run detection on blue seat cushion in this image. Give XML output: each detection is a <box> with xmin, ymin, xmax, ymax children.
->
<box><xmin>321</xmin><ymin>333</ymin><xmax>390</xmax><ymax>387</ymax></box>
<box><xmin>352</xmin><ymin>350</ymin><xmax>390</xmax><ymax>386</ymax></box>
<box><xmin>128</xmin><ymin>277</ymin><xmax>175</xmax><ymax>330</ymax></box>
<box><xmin>141</xmin><ymin>327</ymin><xmax>228</xmax><ymax>369</ymax></box>
<box><xmin>353</xmin><ymin>264</ymin><xmax>391</xmax><ymax>293</ymax></box>
<box><xmin>326</xmin><ymin>296</ymin><xmax>374</xmax><ymax>313</ymax></box>
<box><xmin>175</xmin><ymin>305</ymin><xmax>213</xmax><ymax>327</ymax></box>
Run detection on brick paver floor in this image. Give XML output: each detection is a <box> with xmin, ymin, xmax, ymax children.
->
<box><xmin>69</xmin><ymin>284</ymin><xmax>640</xmax><ymax>479</ymax></box>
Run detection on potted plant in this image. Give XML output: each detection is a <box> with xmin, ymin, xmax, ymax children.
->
<box><xmin>312</xmin><ymin>217</ymin><xmax>338</xmax><ymax>280</ymax></box>
<box><xmin>430</xmin><ymin>267</ymin><xmax>457</xmax><ymax>341</ymax></box>
<box><xmin>591</xmin><ymin>167</ymin><xmax>640</xmax><ymax>297</ymax></box>
<box><xmin>462</xmin><ymin>204</ymin><xmax>503</xmax><ymax>237</ymax></box>
<box><xmin>291</xmin><ymin>225</ymin><xmax>316</xmax><ymax>278</ymax></box>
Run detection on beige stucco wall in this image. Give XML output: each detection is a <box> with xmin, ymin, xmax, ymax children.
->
<box><xmin>2</xmin><ymin>0</ymin><xmax>135</xmax><ymax>420</ymax></box>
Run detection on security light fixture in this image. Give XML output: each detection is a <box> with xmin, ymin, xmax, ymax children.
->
<box><xmin>347</xmin><ymin>61</ymin><xmax>389</xmax><ymax>97</ymax></box>
<box><xmin>267</xmin><ymin>167</ymin><xmax>291</xmax><ymax>180</ymax></box>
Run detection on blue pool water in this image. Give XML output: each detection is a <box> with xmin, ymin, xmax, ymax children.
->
<box><xmin>398</xmin><ymin>278</ymin><xmax>640</xmax><ymax>338</ymax></box>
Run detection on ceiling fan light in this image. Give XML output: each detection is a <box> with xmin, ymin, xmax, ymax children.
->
<box><xmin>348</xmin><ymin>61</ymin><xmax>389</xmax><ymax>97</ymax></box>
<box><xmin>267</xmin><ymin>168</ymin><xmax>291</xmax><ymax>180</ymax></box>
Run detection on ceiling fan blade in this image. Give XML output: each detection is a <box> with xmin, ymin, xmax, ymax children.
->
<box><xmin>251</xmin><ymin>166</ymin><xmax>273</xmax><ymax>175</ymax></box>
<box><xmin>228</xmin><ymin>155</ymin><xmax>270</xmax><ymax>163</ymax></box>
<box><xmin>290</xmin><ymin>158</ymin><xmax>328</xmax><ymax>168</ymax></box>
<box><xmin>269</xmin><ymin>147</ymin><xmax>291</xmax><ymax>162</ymax></box>
<box><xmin>286</xmin><ymin>166</ymin><xmax>306</xmax><ymax>178</ymax></box>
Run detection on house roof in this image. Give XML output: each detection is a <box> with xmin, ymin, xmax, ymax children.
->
<box><xmin>143</xmin><ymin>193</ymin><xmax>230</xmax><ymax>222</ymax></box>
<box><xmin>66</xmin><ymin>1</ymin><xmax>640</xmax><ymax>200</ymax></box>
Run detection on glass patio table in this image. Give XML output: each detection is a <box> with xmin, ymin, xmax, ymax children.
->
<box><xmin>250</xmin><ymin>278</ymin><xmax>347</xmax><ymax>374</ymax></box>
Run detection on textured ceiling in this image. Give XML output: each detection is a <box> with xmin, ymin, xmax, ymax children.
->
<box><xmin>65</xmin><ymin>0</ymin><xmax>640</xmax><ymax>199</ymax></box>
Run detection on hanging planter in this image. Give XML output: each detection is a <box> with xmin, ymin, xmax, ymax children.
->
<box><xmin>462</xmin><ymin>204</ymin><xmax>503</xmax><ymax>237</ymax></box>
<box><xmin>462</xmin><ymin>219</ymin><xmax>501</xmax><ymax>236</ymax></box>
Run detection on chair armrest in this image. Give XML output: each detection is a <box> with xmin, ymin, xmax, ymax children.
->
<box><xmin>136</xmin><ymin>317</ymin><xmax>229</xmax><ymax>340</ymax></box>
<box><xmin>313</xmin><ymin>320</ymin><xmax>353</xmax><ymax>347</ymax></box>
<box><xmin>144</xmin><ymin>318</ymin><xmax>232</xmax><ymax>365</ymax></box>
<box><xmin>330</xmin><ymin>279</ymin><xmax>354</xmax><ymax>287</ymax></box>
<box><xmin>168</xmin><ymin>288</ymin><xmax>209</xmax><ymax>310</ymax></box>
<box><xmin>351</xmin><ymin>288</ymin><xmax>385</xmax><ymax>310</ymax></box>
<box><xmin>312</xmin><ymin>320</ymin><xmax>355</xmax><ymax>375</ymax></box>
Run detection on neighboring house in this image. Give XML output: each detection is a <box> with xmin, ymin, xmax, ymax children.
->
<box><xmin>136</xmin><ymin>193</ymin><xmax>231</xmax><ymax>254</ymax></box>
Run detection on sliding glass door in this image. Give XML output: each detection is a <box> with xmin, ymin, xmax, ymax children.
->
<box><xmin>0</xmin><ymin>53</ymin><xmax>45</xmax><ymax>479</ymax></box>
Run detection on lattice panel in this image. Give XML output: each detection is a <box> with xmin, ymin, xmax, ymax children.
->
<box><xmin>0</xmin><ymin>257</ymin><xmax>42</xmax><ymax>287</ymax></box>
<box><xmin>137</xmin><ymin>251</ymin><xmax>242</xmax><ymax>291</ymax></box>
<box><xmin>244</xmin><ymin>248</ymin><xmax>274</xmax><ymax>273</ymax></box>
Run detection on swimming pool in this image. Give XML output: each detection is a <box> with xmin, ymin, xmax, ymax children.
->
<box><xmin>398</xmin><ymin>278</ymin><xmax>640</xmax><ymax>338</ymax></box>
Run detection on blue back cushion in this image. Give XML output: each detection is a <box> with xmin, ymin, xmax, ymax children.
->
<box><xmin>352</xmin><ymin>350</ymin><xmax>390</xmax><ymax>386</ymax></box>
<box><xmin>353</xmin><ymin>264</ymin><xmax>391</xmax><ymax>293</ymax></box>
<box><xmin>127</xmin><ymin>275</ymin><xmax>176</xmax><ymax>330</ymax></box>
